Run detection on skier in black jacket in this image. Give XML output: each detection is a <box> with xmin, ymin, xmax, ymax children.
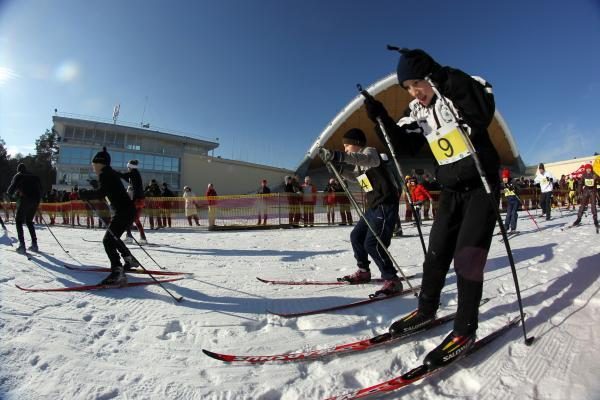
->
<box><xmin>6</xmin><ymin>163</ymin><xmax>42</xmax><ymax>254</ymax></box>
<box><xmin>79</xmin><ymin>147</ymin><xmax>139</xmax><ymax>286</ymax></box>
<box><xmin>364</xmin><ymin>48</ymin><xmax>499</xmax><ymax>368</ymax></box>
<box><xmin>118</xmin><ymin>159</ymin><xmax>147</xmax><ymax>244</ymax></box>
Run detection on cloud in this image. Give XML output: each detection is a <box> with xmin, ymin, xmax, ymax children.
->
<box><xmin>6</xmin><ymin>144</ymin><xmax>35</xmax><ymax>157</ymax></box>
<box><xmin>526</xmin><ymin>123</ymin><xmax>596</xmax><ymax>163</ymax></box>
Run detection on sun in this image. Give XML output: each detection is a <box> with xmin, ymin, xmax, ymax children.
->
<box><xmin>0</xmin><ymin>66</ymin><xmax>17</xmax><ymax>85</ymax></box>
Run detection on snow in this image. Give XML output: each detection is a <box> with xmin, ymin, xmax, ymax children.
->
<box><xmin>1</xmin><ymin>210</ymin><xmax>600</xmax><ymax>399</ymax></box>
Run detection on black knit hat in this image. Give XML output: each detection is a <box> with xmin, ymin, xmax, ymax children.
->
<box><xmin>342</xmin><ymin>128</ymin><xmax>367</xmax><ymax>147</ymax></box>
<box><xmin>538</xmin><ymin>163</ymin><xmax>545</xmax><ymax>170</ymax></box>
<box><xmin>92</xmin><ymin>147</ymin><xmax>111</xmax><ymax>166</ymax></box>
<box><xmin>396</xmin><ymin>48</ymin><xmax>441</xmax><ymax>88</ymax></box>
<box><xmin>127</xmin><ymin>159</ymin><xmax>139</xmax><ymax>169</ymax></box>
<box><xmin>17</xmin><ymin>163</ymin><xmax>26</xmax><ymax>173</ymax></box>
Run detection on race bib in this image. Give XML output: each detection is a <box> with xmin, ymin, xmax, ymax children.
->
<box><xmin>426</xmin><ymin>123</ymin><xmax>473</xmax><ymax>165</ymax></box>
<box><xmin>504</xmin><ymin>188</ymin><xmax>515</xmax><ymax>197</ymax></box>
<box><xmin>584</xmin><ymin>178</ymin><xmax>594</xmax><ymax>187</ymax></box>
<box><xmin>356</xmin><ymin>173</ymin><xmax>373</xmax><ymax>192</ymax></box>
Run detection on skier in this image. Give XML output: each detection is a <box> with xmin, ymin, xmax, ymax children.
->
<box><xmin>533</xmin><ymin>163</ymin><xmax>555</xmax><ymax>220</ymax></box>
<box><xmin>407</xmin><ymin>176</ymin><xmax>433</xmax><ymax>226</ymax></box>
<box><xmin>571</xmin><ymin>164</ymin><xmax>599</xmax><ymax>229</ymax></box>
<box><xmin>79</xmin><ymin>147</ymin><xmax>140</xmax><ymax>286</ymax></box>
<box><xmin>363</xmin><ymin>48</ymin><xmax>499</xmax><ymax>367</ymax></box>
<box><xmin>6</xmin><ymin>163</ymin><xmax>42</xmax><ymax>253</ymax></box>
<box><xmin>319</xmin><ymin>128</ymin><xmax>402</xmax><ymax>297</ymax></box>
<box><xmin>501</xmin><ymin>168</ymin><xmax>520</xmax><ymax>233</ymax></box>
<box><xmin>118</xmin><ymin>159</ymin><xmax>148</xmax><ymax>244</ymax></box>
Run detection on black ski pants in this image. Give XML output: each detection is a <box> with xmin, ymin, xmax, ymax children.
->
<box><xmin>103</xmin><ymin>210</ymin><xmax>135</xmax><ymax>268</ymax></box>
<box><xmin>539</xmin><ymin>191</ymin><xmax>552</xmax><ymax>220</ymax></box>
<box><xmin>576</xmin><ymin>189</ymin><xmax>598</xmax><ymax>224</ymax></box>
<box><xmin>15</xmin><ymin>199</ymin><xmax>39</xmax><ymax>246</ymax></box>
<box><xmin>418</xmin><ymin>185</ymin><xmax>498</xmax><ymax>336</ymax></box>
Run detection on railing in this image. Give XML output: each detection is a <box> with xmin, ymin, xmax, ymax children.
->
<box><xmin>0</xmin><ymin>189</ymin><xmax>580</xmax><ymax>230</ymax></box>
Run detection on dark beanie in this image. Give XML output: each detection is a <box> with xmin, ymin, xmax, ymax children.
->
<box><xmin>92</xmin><ymin>147</ymin><xmax>111</xmax><ymax>166</ymax></box>
<box><xmin>127</xmin><ymin>159</ymin><xmax>139</xmax><ymax>169</ymax></box>
<box><xmin>538</xmin><ymin>163</ymin><xmax>545</xmax><ymax>170</ymax></box>
<box><xmin>342</xmin><ymin>128</ymin><xmax>367</xmax><ymax>147</ymax></box>
<box><xmin>396</xmin><ymin>48</ymin><xmax>441</xmax><ymax>88</ymax></box>
<box><xmin>17</xmin><ymin>163</ymin><xmax>26</xmax><ymax>173</ymax></box>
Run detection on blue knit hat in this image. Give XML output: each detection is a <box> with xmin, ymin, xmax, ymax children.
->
<box><xmin>396</xmin><ymin>48</ymin><xmax>441</xmax><ymax>88</ymax></box>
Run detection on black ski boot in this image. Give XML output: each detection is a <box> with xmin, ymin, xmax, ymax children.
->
<box><xmin>571</xmin><ymin>219</ymin><xmax>581</xmax><ymax>227</ymax></box>
<box><xmin>99</xmin><ymin>265</ymin><xmax>127</xmax><ymax>287</ymax></box>
<box><xmin>423</xmin><ymin>330</ymin><xmax>476</xmax><ymax>369</ymax></box>
<box><xmin>28</xmin><ymin>242</ymin><xmax>39</xmax><ymax>252</ymax></box>
<box><xmin>16</xmin><ymin>244</ymin><xmax>27</xmax><ymax>255</ymax></box>
<box><xmin>389</xmin><ymin>309</ymin><xmax>435</xmax><ymax>336</ymax></box>
<box><xmin>123</xmin><ymin>255</ymin><xmax>141</xmax><ymax>271</ymax></box>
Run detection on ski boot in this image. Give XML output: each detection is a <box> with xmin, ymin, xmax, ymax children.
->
<box><xmin>28</xmin><ymin>242</ymin><xmax>39</xmax><ymax>252</ymax></box>
<box><xmin>389</xmin><ymin>309</ymin><xmax>435</xmax><ymax>336</ymax></box>
<box><xmin>123</xmin><ymin>236</ymin><xmax>134</xmax><ymax>244</ymax></box>
<box><xmin>423</xmin><ymin>330</ymin><xmax>476</xmax><ymax>369</ymax></box>
<box><xmin>123</xmin><ymin>255</ymin><xmax>141</xmax><ymax>271</ymax></box>
<box><xmin>138</xmin><ymin>238</ymin><xmax>148</xmax><ymax>245</ymax></box>
<box><xmin>571</xmin><ymin>219</ymin><xmax>581</xmax><ymax>228</ymax></box>
<box><xmin>369</xmin><ymin>277</ymin><xmax>402</xmax><ymax>299</ymax></box>
<box><xmin>99</xmin><ymin>265</ymin><xmax>127</xmax><ymax>287</ymax></box>
<box><xmin>16</xmin><ymin>244</ymin><xmax>27</xmax><ymax>255</ymax></box>
<box><xmin>338</xmin><ymin>269</ymin><xmax>371</xmax><ymax>284</ymax></box>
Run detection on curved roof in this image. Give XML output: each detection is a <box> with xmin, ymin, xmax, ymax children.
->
<box><xmin>300</xmin><ymin>73</ymin><xmax>521</xmax><ymax>173</ymax></box>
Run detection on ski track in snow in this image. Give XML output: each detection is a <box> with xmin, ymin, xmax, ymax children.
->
<box><xmin>1</xmin><ymin>212</ymin><xmax>600</xmax><ymax>399</ymax></box>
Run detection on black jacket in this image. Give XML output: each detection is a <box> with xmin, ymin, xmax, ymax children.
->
<box><xmin>79</xmin><ymin>166</ymin><xmax>134</xmax><ymax>216</ymax></box>
<box><xmin>118</xmin><ymin>169</ymin><xmax>145</xmax><ymax>200</ymax></box>
<box><xmin>377</xmin><ymin>67</ymin><xmax>499</xmax><ymax>190</ymax></box>
<box><xmin>7</xmin><ymin>171</ymin><xmax>42</xmax><ymax>202</ymax></box>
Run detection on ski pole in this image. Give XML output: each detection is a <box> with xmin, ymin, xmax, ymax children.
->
<box><xmin>37</xmin><ymin>211</ymin><xmax>83</xmax><ymax>265</ymax></box>
<box><xmin>324</xmin><ymin>159</ymin><xmax>416</xmax><ymax>292</ymax></box>
<box><xmin>357</xmin><ymin>84</ymin><xmax>428</xmax><ymax>259</ymax></box>
<box><xmin>0</xmin><ymin>214</ymin><xmax>5</xmax><ymax>230</ymax></box>
<box><xmin>84</xmin><ymin>199</ymin><xmax>183</xmax><ymax>303</ymax></box>
<box><xmin>424</xmin><ymin>75</ymin><xmax>534</xmax><ymax>345</ymax></box>
<box><xmin>513</xmin><ymin>194</ymin><xmax>540</xmax><ymax>231</ymax></box>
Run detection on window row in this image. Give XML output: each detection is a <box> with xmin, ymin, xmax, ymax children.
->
<box><xmin>58</xmin><ymin>146</ymin><xmax>180</xmax><ymax>172</ymax></box>
<box><xmin>56</xmin><ymin>167</ymin><xmax>180</xmax><ymax>190</ymax></box>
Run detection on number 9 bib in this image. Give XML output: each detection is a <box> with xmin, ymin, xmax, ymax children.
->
<box><xmin>426</xmin><ymin>123</ymin><xmax>473</xmax><ymax>165</ymax></box>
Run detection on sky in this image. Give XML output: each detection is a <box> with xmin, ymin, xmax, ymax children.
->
<box><xmin>0</xmin><ymin>0</ymin><xmax>599</xmax><ymax>170</ymax></box>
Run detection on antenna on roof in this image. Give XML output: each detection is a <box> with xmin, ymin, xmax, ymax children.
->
<box><xmin>140</xmin><ymin>96</ymin><xmax>149</xmax><ymax>128</ymax></box>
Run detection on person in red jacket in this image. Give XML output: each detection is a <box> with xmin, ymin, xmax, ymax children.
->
<box><xmin>408</xmin><ymin>176</ymin><xmax>432</xmax><ymax>225</ymax></box>
<box><xmin>206</xmin><ymin>183</ymin><xmax>218</xmax><ymax>229</ymax></box>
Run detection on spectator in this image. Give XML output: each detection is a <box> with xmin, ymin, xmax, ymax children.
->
<box><xmin>501</xmin><ymin>168</ymin><xmax>520</xmax><ymax>233</ymax></box>
<box><xmin>301</xmin><ymin>176</ymin><xmax>317</xmax><ymax>227</ymax></box>
<box><xmin>160</xmin><ymin>182</ymin><xmax>175</xmax><ymax>228</ymax></box>
<box><xmin>206</xmin><ymin>183</ymin><xmax>218</xmax><ymax>229</ymax></box>
<box><xmin>257</xmin><ymin>179</ymin><xmax>271</xmax><ymax>225</ymax></box>
<box><xmin>534</xmin><ymin>163</ymin><xmax>555</xmax><ymax>220</ymax></box>
<box><xmin>182</xmin><ymin>186</ymin><xmax>200</xmax><ymax>226</ymax></box>
<box><xmin>69</xmin><ymin>186</ymin><xmax>81</xmax><ymax>226</ymax></box>
<box><xmin>146</xmin><ymin>179</ymin><xmax>163</xmax><ymax>230</ymax></box>
<box><xmin>323</xmin><ymin>178</ymin><xmax>337</xmax><ymax>225</ymax></box>
<box><xmin>283</xmin><ymin>176</ymin><xmax>297</xmax><ymax>226</ymax></box>
<box><xmin>336</xmin><ymin>178</ymin><xmax>353</xmax><ymax>225</ymax></box>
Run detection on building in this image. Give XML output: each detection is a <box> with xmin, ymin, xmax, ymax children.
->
<box><xmin>52</xmin><ymin>115</ymin><xmax>293</xmax><ymax>195</ymax></box>
<box><xmin>524</xmin><ymin>155</ymin><xmax>599</xmax><ymax>178</ymax></box>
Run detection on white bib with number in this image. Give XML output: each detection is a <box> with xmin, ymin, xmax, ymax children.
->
<box><xmin>356</xmin><ymin>173</ymin><xmax>373</xmax><ymax>192</ymax></box>
<box><xmin>425</xmin><ymin>123</ymin><xmax>473</xmax><ymax>165</ymax></box>
<box><xmin>584</xmin><ymin>178</ymin><xmax>594</xmax><ymax>187</ymax></box>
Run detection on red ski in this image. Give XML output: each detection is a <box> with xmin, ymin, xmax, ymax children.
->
<box><xmin>16</xmin><ymin>277</ymin><xmax>184</xmax><ymax>292</ymax></box>
<box><xmin>325</xmin><ymin>316</ymin><xmax>521</xmax><ymax>399</ymax></box>
<box><xmin>256</xmin><ymin>274</ymin><xmax>416</xmax><ymax>286</ymax></box>
<box><xmin>64</xmin><ymin>265</ymin><xmax>189</xmax><ymax>276</ymax></box>
<box><xmin>267</xmin><ymin>285</ymin><xmax>421</xmax><ymax>318</ymax></box>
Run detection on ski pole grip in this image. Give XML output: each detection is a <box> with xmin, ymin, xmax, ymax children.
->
<box><xmin>356</xmin><ymin>83</ymin><xmax>373</xmax><ymax>100</ymax></box>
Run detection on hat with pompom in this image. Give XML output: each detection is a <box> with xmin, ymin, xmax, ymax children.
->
<box><xmin>92</xmin><ymin>147</ymin><xmax>111</xmax><ymax>166</ymax></box>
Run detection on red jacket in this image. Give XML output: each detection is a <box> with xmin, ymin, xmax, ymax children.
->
<box><xmin>206</xmin><ymin>188</ymin><xmax>217</xmax><ymax>205</ymax></box>
<box><xmin>410</xmin><ymin>184</ymin><xmax>432</xmax><ymax>202</ymax></box>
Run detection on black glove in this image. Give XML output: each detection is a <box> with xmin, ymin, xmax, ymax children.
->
<box><xmin>548</xmin><ymin>177</ymin><xmax>553</xmax><ymax>182</ymax></box>
<box><xmin>88</xmin><ymin>179</ymin><xmax>99</xmax><ymax>189</ymax></box>
<box><xmin>363</xmin><ymin>97</ymin><xmax>389</xmax><ymax>124</ymax></box>
<box><xmin>319</xmin><ymin>147</ymin><xmax>344</xmax><ymax>163</ymax></box>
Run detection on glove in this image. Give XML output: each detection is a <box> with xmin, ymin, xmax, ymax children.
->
<box><xmin>319</xmin><ymin>147</ymin><xmax>344</xmax><ymax>163</ymax></box>
<box><xmin>88</xmin><ymin>179</ymin><xmax>99</xmax><ymax>189</ymax></box>
<box><xmin>548</xmin><ymin>177</ymin><xmax>553</xmax><ymax>182</ymax></box>
<box><xmin>363</xmin><ymin>96</ymin><xmax>389</xmax><ymax>123</ymax></box>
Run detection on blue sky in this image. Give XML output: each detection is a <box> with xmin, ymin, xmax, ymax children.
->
<box><xmin>0</xmin><ymin>0</ymin><xmax>599</xmax><ymax>170</ymax></box>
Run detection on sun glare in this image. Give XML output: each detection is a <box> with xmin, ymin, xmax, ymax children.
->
<box><xmin>0</xmin><ymin>66</ymin><xmax>18</xmax><ymax>85</ymax></box>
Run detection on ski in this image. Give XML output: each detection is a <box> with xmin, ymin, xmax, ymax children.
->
<box><xmin>63</xmin><ymin>265</ymin><xmax>189</xmax><ymax>276</ymax></box>
<box><xmin>81</xmin><ymin>238</ymin><xmax>159</xmax><ymax>246</ymax></box>
<box><xmin>267</xmin><ymin>285</ymin><xmax>421</xmax><ymax>318</ymax></box>
<box><xmin>202</xmin><ymin>299</ymin><xmax>490</xmax><ymax>364</ymax></box>
<box><xmin>15</xmin><ymin>277</ymin><xmax>184</xmax><ymax>292</ymax></box>
<box><xmin>498</xmin><ymin>231</ymin><xmax>520</xmax><ymax>242</ymax></box>
<box><xmin>256</xmin><ymin>274</ymin><xmax>416</xmax><ymax>286</ymax></box>
<box><xmin>325</xmin><ymin>315</ymin><xmax>521</xmax><ymax>400</ymax></box>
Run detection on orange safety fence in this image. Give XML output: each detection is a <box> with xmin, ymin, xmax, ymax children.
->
<box><xmin>0</xmin><ymin>189</ymin><xmax>581</xmax><ymax>229</ymax></box>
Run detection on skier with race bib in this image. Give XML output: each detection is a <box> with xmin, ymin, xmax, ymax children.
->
<box><xmin>363</xmin><ymin>48</ymin><xmax>500</xmax><ymax>368</ymax></box>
